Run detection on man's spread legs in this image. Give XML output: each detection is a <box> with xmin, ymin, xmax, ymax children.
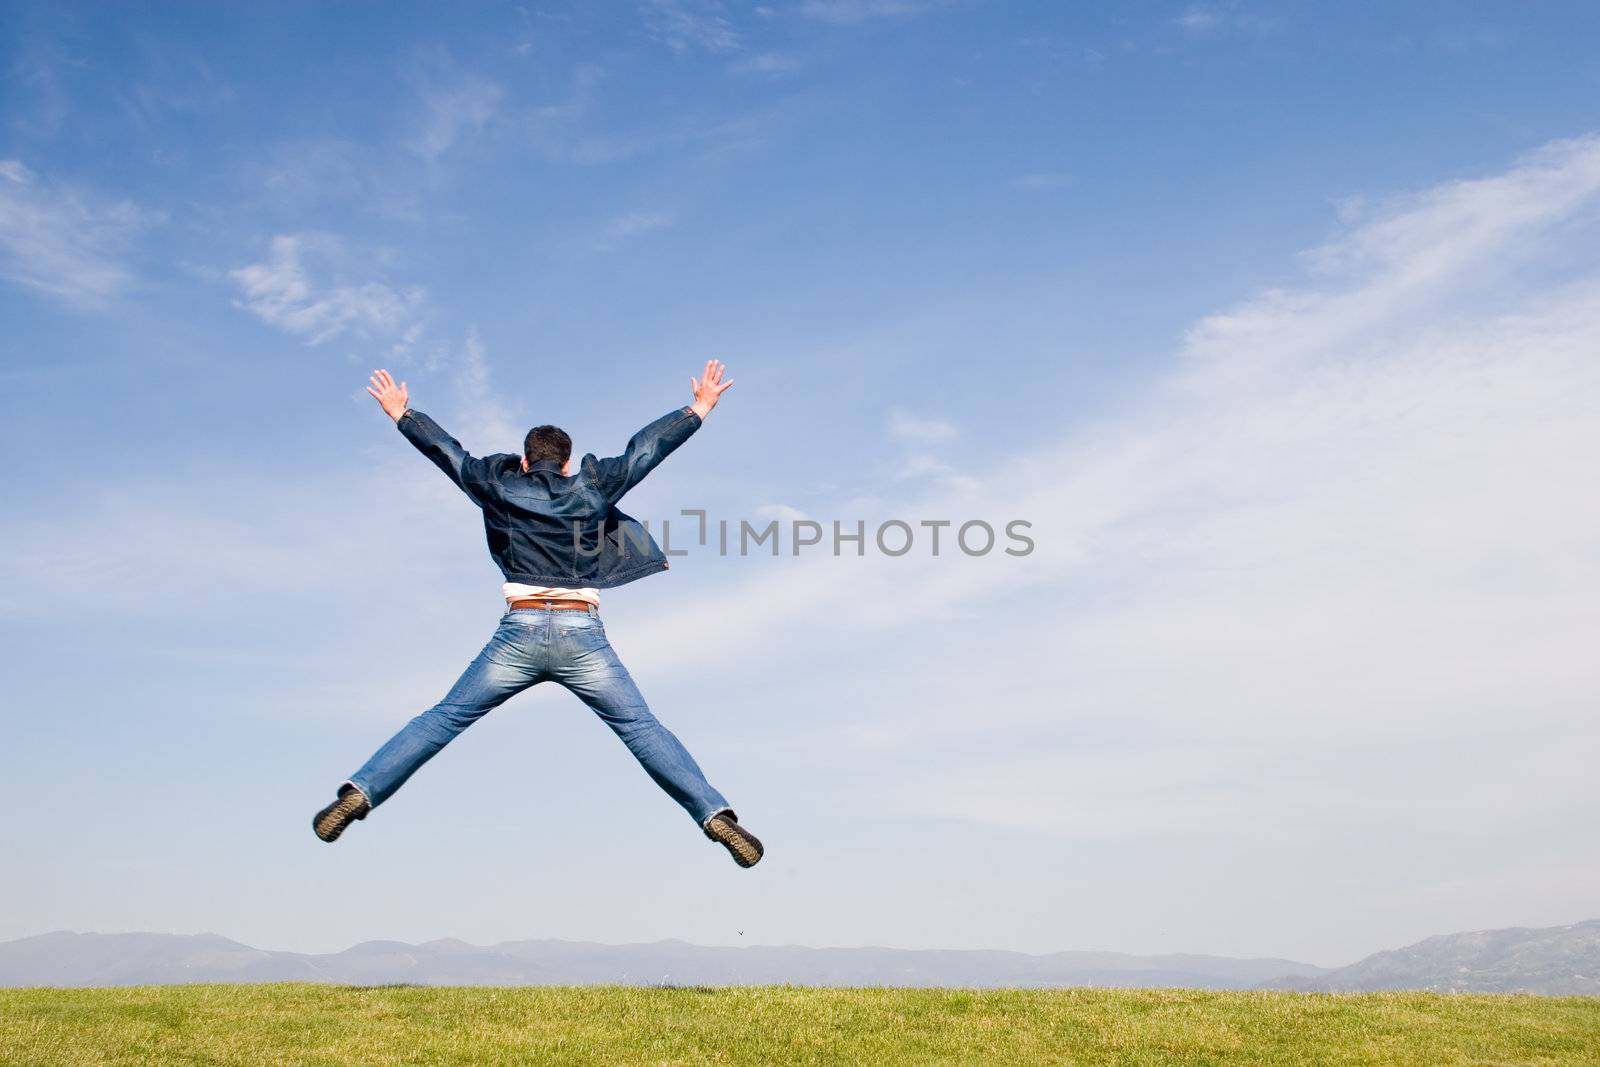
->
<box><xmin>313</xmin><ymin>606</ymin><xmax>761</xmax><ymax>865</ymax></box>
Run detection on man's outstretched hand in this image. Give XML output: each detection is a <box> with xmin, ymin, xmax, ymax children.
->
<box><xmin>366</xmin><ymin>368</ymin><xmax>409</xmax><ymax>422</ymax></box>
<box><xmin>690</xmin><ymin>359</ymin><xmax>734</xmax><ymax>420</ymax></box>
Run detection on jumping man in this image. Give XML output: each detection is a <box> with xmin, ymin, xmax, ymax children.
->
<box><xmin>311</xmin><ymin>361</ymin><xmax>763</xmax><ymax>868</ymax></box>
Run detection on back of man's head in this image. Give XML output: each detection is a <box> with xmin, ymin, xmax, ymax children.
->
<box><xmin>524</xmin><ymin>425</ymin><xmax>572</xmax><ymax>468</ymax></box>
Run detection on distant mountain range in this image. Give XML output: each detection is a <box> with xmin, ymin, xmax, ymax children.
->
<box><xmin>1270</xmin><ymin>920</ymin><xmax>1600</xmax><ymax>995</ymax></box>
<box><xmin>0</xmin><ymin>933</ymin><xmax>1320</xmax><ymax>989</ymax></box>
<box><xmin>2</xmin><ymin>920</ymin><xmax>1595</xmax><ymax>993</ymax></box>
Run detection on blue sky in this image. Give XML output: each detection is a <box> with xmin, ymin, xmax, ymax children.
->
<box><xmin>3</xmin><ymin>1</ymin><xmax>1599</xmax><ymax>966</ymax></box>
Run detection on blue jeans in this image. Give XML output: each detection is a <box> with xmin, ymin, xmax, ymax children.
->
<box><xmin>346</xmin><ymin>606</ymin><xmax>731</xmax><ymax>828</ymax></box>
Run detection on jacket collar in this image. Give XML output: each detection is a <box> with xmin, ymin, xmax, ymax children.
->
<box><xmin>523</xmin><ymin>458</ymin><xmax>566</xmax><ymax>475</ymax></box>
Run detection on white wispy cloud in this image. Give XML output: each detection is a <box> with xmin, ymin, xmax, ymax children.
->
<box><xmin>798</xmin><ymin>0</ymin><xmax>938</xmax><ymax>25</ymax></box>
<box><xmin>1177</xmin><ymin>6</ymin><xmax>1222</xmax><ymax>32</ymax></box>
<box><xmin>729</xmin><ymin>51</ymin><xmax>802</xmax><ymax>76</ymax></box>
<box><xmin>522</xmin><ymin>65</ymin><xmax>660</xmax><ymax>165</ymax></box>
<box><xmin>613</xmin><ymin>134</ymin><xmax>1600</xmax><ymax>888</ymax></box>
<box><xmin>1172</xmin><ymin>3</ymin><xmax>1284</xmax><ymax>37</ymax></box>
<box><xmin>452</xmin><ymin>328</ymin><xmax>520</xmax><ymax>447</ymax></box>
<box><xmin>229</xmin><ymin>233</ymin><xmax>426</xmax><ymax>346</ymax></box>
<box><xmin>409</xmin><ymin>75</ymin><xmax>503</xmax><ymax>160</ymax></box>
<box><xmin>887</xmin><ymin>408</ymin><xmax>958</xmax><ymax>445</ymax></box>
<box><xmin>0</xmin><ymin>161</ymin><xmax>155</xmax><ymax>307</ymax></box>
<box><xmin>640</xmin><ymin>0</ymin><xmax>741</xmax><ymax>52</ymax></box>
<box><xmin>519</xmin><ymin>64</ymin><xmax>767</xmax><ymax>166</ymax></box>
<box><xmin>593</xmin><ymin>211</ymin><xmax>676</xmax><ymax>251</ymax></box>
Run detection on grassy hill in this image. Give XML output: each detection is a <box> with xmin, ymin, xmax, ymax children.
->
<box><xmin>2</xmin><ymin>985</ymin><xmax>1597</xmax><ymax>1065</ymax></box>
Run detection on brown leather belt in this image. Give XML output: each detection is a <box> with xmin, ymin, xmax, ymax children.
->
<box><xmin>508</xmin><ymin>598</ymin><xmax>594</xmax><ymax>612</ymax></box>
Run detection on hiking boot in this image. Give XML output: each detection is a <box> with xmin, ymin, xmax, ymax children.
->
<box><xmin>313</xmin><ymin>784</ymin><xmax>370</xmax><ymax>843</ymax></box>
<box><xmin>704</xmin><ymin>810</ymin><xmax>763</xmax><ymax>868</ymax></box>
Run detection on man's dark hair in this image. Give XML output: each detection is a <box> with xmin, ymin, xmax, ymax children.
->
<box><xmin>524</xmin><ymin>424</ymin><xmax>572</xmax><ymax>467</ymax></box>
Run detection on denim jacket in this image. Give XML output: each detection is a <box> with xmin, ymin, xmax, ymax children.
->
<box><xmin>396</xmin><ymin>405</ymin><xmax>702</xmax><ymax>589</ymax></box>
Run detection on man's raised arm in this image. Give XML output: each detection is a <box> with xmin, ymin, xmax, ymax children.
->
<box><xmin>366</xmin><ymin>368</ymin><xmax>484</xmax><ymax>498</ymax></box>
<box><xmin>590</xmin><ymin>359</ymin><xmax>734</xmax><ymax>505</ymax></box>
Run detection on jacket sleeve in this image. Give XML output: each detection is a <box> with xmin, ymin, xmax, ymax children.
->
<box><xmin>586</xmin><ymin>406</ymin><xmax>702</xmax><ymax>505</ymax></box>
<box><xmin>396</xmin><ymin>409</ymin><xmax>490</xmax><ymax>503</ymax></box>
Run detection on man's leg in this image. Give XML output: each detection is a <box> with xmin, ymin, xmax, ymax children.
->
<box><xmin>343</xmin><ymin>617</ymin><xmax>542</xmax><ymax>811</ymax></box>
<box><xmin>548</xmin><ymin>614</ymin><xmax>732</xmax><ymax>827</ymax></box>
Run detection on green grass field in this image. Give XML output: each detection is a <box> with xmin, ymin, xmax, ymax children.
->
<box><xmin>2</xmin><ymin>985</ymin><xmax>1597</xmax><ymax>1066</ymax></box>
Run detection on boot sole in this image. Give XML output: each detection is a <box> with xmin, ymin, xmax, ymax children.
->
<box><xmin>313</xmin><ymin>795</ymin><xmax>368</xmax><ymax>842</ymax></box>
<box><xmin>707</xmin><ymin>819</ymin><xmax>764</xmax><ymax>867</ymax></box>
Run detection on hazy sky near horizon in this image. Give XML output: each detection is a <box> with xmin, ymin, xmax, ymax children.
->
<box><xmin>3</xmin><ymin>1</ymin><xmax>1599</xmax><ymax>967</ymax></box>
